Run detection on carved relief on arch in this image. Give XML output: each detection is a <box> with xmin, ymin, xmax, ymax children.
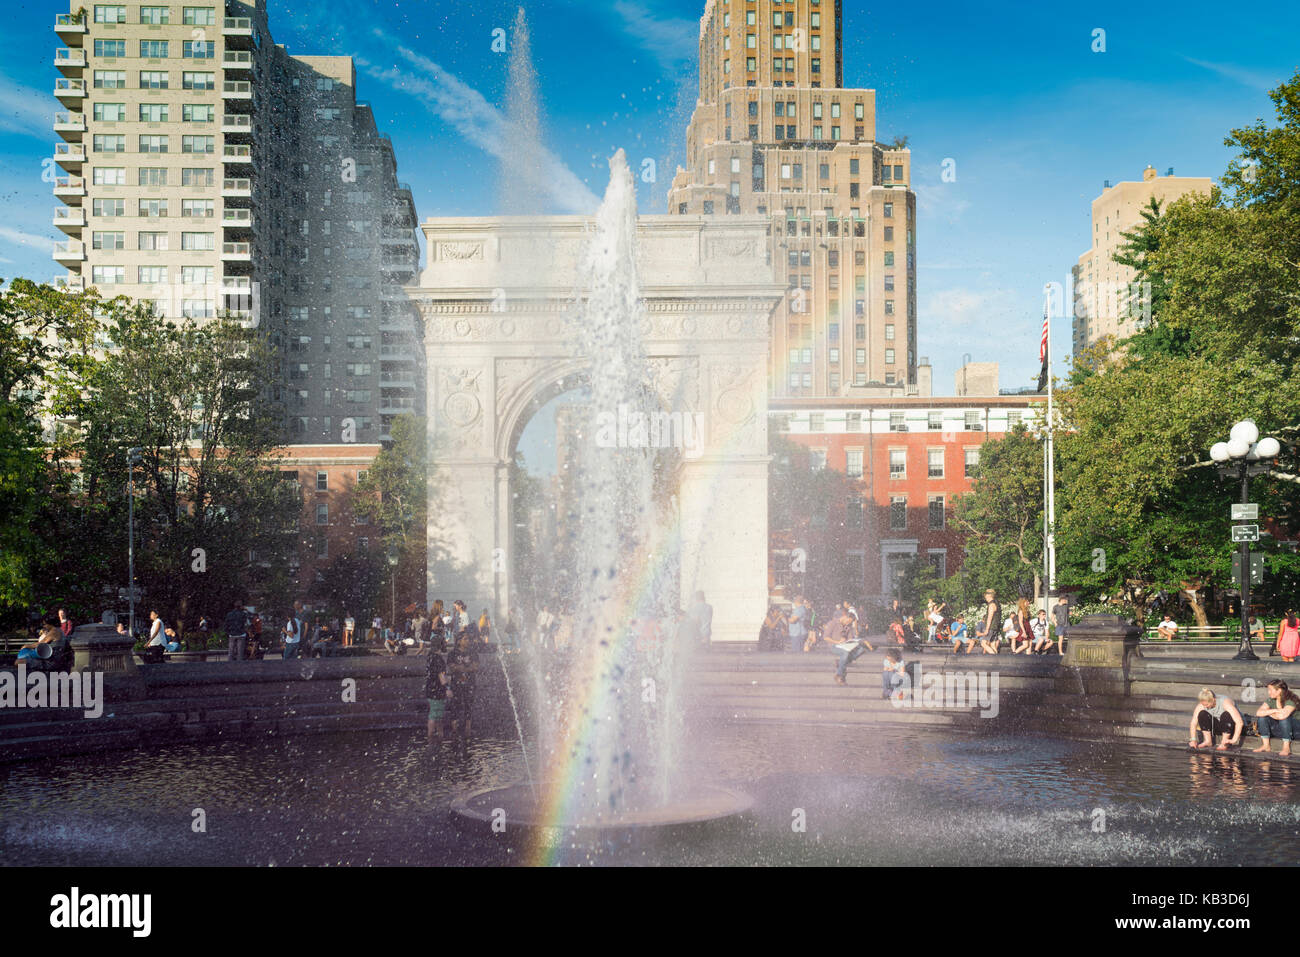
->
<box><xmin>710</xmin><ymin>362</ymin><xmax>760</xmax><ymax>449</ymax></box>
<box><xmin>435</xmin><ymin>366</ymin><xmax>487</xmax><ymax>455</ymax></box>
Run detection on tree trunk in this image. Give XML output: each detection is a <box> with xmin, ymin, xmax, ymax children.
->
<box><xmin>1184</xmin><ymin>586</ymin><xmax>1210</xmax><ymax>628</ymax></box>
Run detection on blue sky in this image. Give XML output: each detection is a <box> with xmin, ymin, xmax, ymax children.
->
<box><xmin>4</xmin><ymin>0</ymin><xmax>1298</xmax><ymax>393</ymax></box>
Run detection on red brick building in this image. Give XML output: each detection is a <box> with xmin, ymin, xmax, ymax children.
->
<box><xmin>771</xmin><ymin>395</ymin><xmax>1045</xmax><ymax>604</ymax></box>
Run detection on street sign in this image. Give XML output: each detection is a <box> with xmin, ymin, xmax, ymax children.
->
<box><xmin>1232</xmin><ymin>552</ymin><xmax>1265</xmax><ymax>587</ymax></box>
<box><xmin>1231</xmin><ymin>524</ymin><xmax>1260</xmax><ymax>543</ymax></box>
<box><xmin>1231</xmin><ymin>503</ymin><xmax>1259</xmax><ymax>521</ymax></box>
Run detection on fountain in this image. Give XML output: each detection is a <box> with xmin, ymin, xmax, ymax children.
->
<box><xmin>452</xmin><ymin>11</ymin><xmax>750</xmax><ymax>834</ymax></box>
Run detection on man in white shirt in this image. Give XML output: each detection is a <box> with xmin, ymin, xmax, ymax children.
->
<box><xmin>282</xmin><ymin>613</ymin><xmax>302</xmax><ymax>659</ymax></box>
<box><xmin>147</xmin><ymin>610</ymin><xmax>165</xmax><ymax>646</ymax></box>
<box><xmin>1157</xmin><ymin>613</ymin><xmax>1179</xmax><ymax>641</ymax></box>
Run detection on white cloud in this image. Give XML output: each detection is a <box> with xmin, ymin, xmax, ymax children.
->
<box><xmin>0</xmin><ymin>225</ymin><xmax>56</xmax><ymax>255</ymax></box>
<box><xmin>912</xmin><ymin>183</ymin><xmax>971</xmax><ymax>224</ymax></box>
<box><xmin>1181</xmin><ymin>57</ymin><xmax>1279</xmax><ymax>93</ymax></box>
<box><xmin>358</xmin><ymin>36</ymin><xmax>600</xmax><ymax>214</ymax></box>
<box><xmin>611</xmin><ymin>1</ymin><xmax>699</xmax><ymax>75</ymax></box>
<box><xmin>0</xmin><ymin>81</ymin><xmax>54</xmax><ymax>140</ymax></box>
<box><xmin>922</xmin><ymin>286</ymin><xmax>1018</xmax><ymax>329</ymax></box>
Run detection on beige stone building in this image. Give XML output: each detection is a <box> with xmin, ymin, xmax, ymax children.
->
<box><xmin>1071</xmin><ymin>165</ymin><xmax>1212</xmax><ymax>354</ymax></box>
<box><xmin>667</xmin><ymin>0</ymin><xmax>918</xmax><ymax>399</ymax></box>
<box><xmin>52</xmin><ymin>1</ymin><xmax>422</xmax><ymax>444</ymax></box>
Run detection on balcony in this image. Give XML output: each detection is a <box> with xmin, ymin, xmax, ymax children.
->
<box><xmin>378</xmin><ymin>397</ymin><xmax>417</xmax><ymax>412</ymax></box>
<box><xmin>53</xmin><ymin>142</ymin><xmax>85</xmax><ymax>168</ymax></box>
<box><xmin>54</xmin><ymin>78</ymin><xmax>86</xmax><ymax>104</ymax></box>
<box><xmin>222</xmin><ymin>144</ymin><xmax>252</xmax><ymax>164</ymax></box>
<box><xmin>54</xmin><ymin>14</ymin><xmax>87</xmax><ymax>46</ymax></box>
<box><xmin>54</xmin><ymin>48</ymin><xmax>86</xmax><ymax>74</ymax></box>
<box><xmin>221</xmin><ymin>209</ymin><xmax>254</xmax><ymax>231</ymax></box>
<box><xmin>221</xmin><ymin>113</ymin><xmax>252</xmax><ymax>134</ymax></box>
<box><xmin>221</xmin><ymin>277</ymin><xmax>252</xmax><ymax>296</ymax></box>
<box><xmin>225</xmin><ymin>307</ymin><xmax>255</xmax><ymax>323</ymax></box>
<box><xmin>379</xmin><ymin>371</ymin><xmax>415</xmax><ymax>386</ymax></box>
<box><xmin>222</xmin><ymin>17</ymin><xmax>254</xmax><ymax>38</ymax></box>
<box><xmin>53</xmin><ymin>175</ymin><xmax>86</xmax><ymax>199</ymax></box>
<box><xmin>53</xmin><ymin>206</ymin><xmax>86</xmax><ymax>232</ymax></box>
<box><xmin>57</xmin><ymin>274</ymin><xmax>85</xmax><ymax>293</ymax></box>
<box><xmin>222</xmin><ymin>50</ymin><xmax>254</xmax><ymax>70</ymax></box>
<box><xmin>221</xmin><ymin>177</ymin><xmax>251</xmax><ymax>198</ymax></box>
<box><xmin>53</xmin><ymin>112</ymin><xmax>86</xmax><ymax>138</ymax></box>
<box><xmin>53</xmin><ymin>240</ymin><xmax>85</xmax><ymax>263</ymax></box>
<box><xmin>220</xmin><ymin>242</ymin><xmax>252</xmax><ymax>262</ymax></box>
<box><xmin>222</xmin><ymin>81</ymin><xmax>253</xmax><ymax>101</ymax></box>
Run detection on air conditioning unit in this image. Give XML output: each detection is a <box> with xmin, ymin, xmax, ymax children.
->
<box><xmin>891</xmin><ymin>424</ymin><xmax>909</xmax><ymax>432</ymax></box>
<box><xmin>966</xmin><ymin>424</ymin><xmax>984</xmax><ymax>432</ymax></box>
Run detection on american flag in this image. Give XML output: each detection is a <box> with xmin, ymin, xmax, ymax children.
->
<box><xmin>1036</xmin><ymin>310</ymin><xmax>1049</xmax><ymax>392</ymax></box>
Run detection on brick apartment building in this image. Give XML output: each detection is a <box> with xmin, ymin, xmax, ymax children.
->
<box><xmin>771</xmin><ymin>394</ymin><xmax>1045</xmax><ymax>606</ymax></box>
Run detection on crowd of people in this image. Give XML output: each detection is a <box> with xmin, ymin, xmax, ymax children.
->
<box><xmin>759</xmin><ymin>588</ymin><xmax>1070</xmax><ymax>685</ymax></box>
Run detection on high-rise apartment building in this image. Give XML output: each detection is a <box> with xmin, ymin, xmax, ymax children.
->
<box><xmin>668</xmin><ymin>0</ymin><xmax>918</xmax><ymax>398</ymax></box>
<box><xmin>52</xmin><ymin>1</ymin><xmax>422</xmax><ymax>445</ymax></box>
<box><xmin>1070</xmin><ymin>165</ymin><xmax>1211</xmax><ymax>355</ymax></box>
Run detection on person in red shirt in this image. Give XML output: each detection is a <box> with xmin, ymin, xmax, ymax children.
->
<box><xmin>889</xmin><ymin>617</ymin><xmax>906</xmax><ymax>645</ymax></box>
<box><xmin>58</xmin><ymin>608</ymin><xmax>73</xmax><ymax>638</ymax></box>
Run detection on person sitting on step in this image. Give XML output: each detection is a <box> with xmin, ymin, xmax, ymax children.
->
<box><xmin>1252</xmin><ymin>680</ymin><xmax>1300</xmax><ymax>757</ymax></box>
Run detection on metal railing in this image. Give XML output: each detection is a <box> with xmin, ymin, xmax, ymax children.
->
<box><xmin>222</xmin><ymin>145</ymin><xmax>252</xmax><ymax>160</ymax></box>
<box><xmin>221</xmin><ymin>242</ymin><xmax>251</xmax><ymax>256</ymax></box>
<box><xmin>222</xmin><ymin>178</ymin><xmax>251</xmax><ymax>191</ymax></box>
<box><xmin>223</xmin><ymin>17</ymin><xmax>252</xmax><ymax>31</ymax></box>
<box><xmin>222</xmin><ymin>81</ymin><xmax>252</xmax><ymax>95</ymax></box>
<box><xmin>53</xmin><ymin>175</ymin><xmax>85</xmax><ymax>189</ymax></box>
<box><xmin>221</xmin><ymin>114</ymin><xmax>251</xmax><ymax>129</ymax></box>
<box><xmin>54</xmin><ymin>78</ymin><xmax>86</xmax><ymax>94</ymax></box>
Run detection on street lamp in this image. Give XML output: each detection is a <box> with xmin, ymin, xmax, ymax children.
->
<box><xmin>126</xmin><ymin>447</ymin><xmax>143</xmax><ymax>639</ymax></box>
<box><xmin>1209</xmin><ymin>419</ymin><xmax>1281</xmax><ymax>662</ymax></box>
<box><xmin>386</xmin><ymin>548</ymin><xmax>400</xmax><ymax>633</ymax></box>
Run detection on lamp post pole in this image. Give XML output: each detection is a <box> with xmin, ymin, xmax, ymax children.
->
<box><xmin>1210</xmin><ymin>420</ymin><xmax>1281</xmax><ymax>663</ymax></box>
<box><xmin>127</xmin><ymin>447</ymin><xmax>142</xmax><ymax>639</ymax></box>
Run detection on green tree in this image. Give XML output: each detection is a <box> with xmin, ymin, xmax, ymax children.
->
<box><xmin>353</xmin><ymin>413</ymin><xmax>429</xmax><ymax>609</ymax></box>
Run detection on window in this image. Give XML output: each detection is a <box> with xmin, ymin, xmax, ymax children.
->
<box><xmin>847</xmin><ymin>495</ymin><xmax>863</xmax><ymax>528</ymax></box>
<box><xmin>182</xmin><ymin>71</ymin><xmax>214</xmax><ymax>90</ymax></box>
<box><xmin>928</xmin><ymin>496</ymin><xmax>945</xmax><ymax>529</ymax></box>
<box><xmin>855</xmin><ymin>324</ymin><xmax>866</xmax><ymax>340</ymax></box>
<box><xmin>138</xmin><ymin>231</ymin><xmax>168</xmax><ymax>250</ymax></box>
<box><xmin>846</xmin><ymin>449</ymin><xmax>863</xmax><ymax>478</ymax></box>
<box><xmin>93</xmin><ymin>71</ymin><xmax>127</xmax><ymax>89</ymax></box>
<box><xmin>856</xmin><ymin>348</ymin><xmax>866</xmax><ymax>365</ymax></box>
<box><xmin>92</xmin><ymin>198</ymin><xmax>125</xmax><ymax>217</ymax></box>
<box><xmin>183</xmin><ymin>40</ymin><xmax>215</xmax><ymax>58</ymax></box>
<box><xmin>139</xmin><ymin>40</ymin><xmax>169</xmax><ymax>58</ymax></box>
<box><xmin>964</xmin><ymin>411</ymin><xmax>982</xmax><ymax>431</ymax></box>
<box><xmin>139</xmin><ymin>103</ymin><xmax>168</xmax><ymax>122</ymax></box>
<box><xmin>846</xmin><ymin>412</ymin><xmax>862</xmax><ymax>432</ymax></box>
<box><xmin>94</xmin><ymin>5</ymin><xmax>127</xmax><ymax>23</ymax></box>
<box><xmin>345</xmin><ymin>363</ymin><xmax>372</xmax><ymax>377</ymax></box>
<box><xmin>93</xmin><ymin>102</ymin><xmax>126</xmax><ymax>122</ymax></box>
<box><xmin>886</xmin><ymin>348</ymin><xmax>896</xmax><ymax>364</ymax></box>
<box><xmin>139</xmin><ymin>71</ymin><xmax>169</xmax><ymax>89</ymax></box>
<box><xmin>91</xmin><ymin>265</ymin><xmax>125</xmax><ymax>284</ymax></box>
<box><xmin>316</xmin><ymin>471</ymin><xmax>328</xmax><ymax>492</ymax></box>
<box><xmin>181</xmin><ymin>167</ymin><xmax>213</xmax><ymax>186</ymax></box>
<box><xmin>181</xmin><ymin>266</ymin><xmax>213</xmax><ymax>285</ymax></box>
<box><xmin>964</xmin><ymin>447</ymin><xmax>980</xmax><ymax>477</ymax></box>
<box><xmin>137</xmin><ymin>266</ymin><xmax>167</xmax><ymax>284</ymax></box>
<box><xmin>138</xmin><ymin>166</ymin><xmax>167</xmax><ymax>186</ymax></box>
<box><xmin>93</xmin><ymin>134</ymin><xmax>125</xmax><ymax>153</ymax></box>
<box><xmin>927</xmin><ymin>411</ymin><xmax>942</xmax><ymax>430</ymax></box>
<box><xmin>884</xmin><ymin>251</ymin><xmax>895</xmax><ymax>266</ymax></box>
<box><xmin>885</xmin><ymin>323</ymin><xmax>896</xmax><ymax>341</ymax></box>
<box><xmin>180</xmin><ymin>231</ymin><xmax>213</xmax><ymax>250</ymax></box>
<box><xmin>92</xmin><ymin>166</ymin><xmax>126</xmax><ymax>185</ymax></box>
<box><xmin>181</xmin><ymin>199</ymin><xmax>214</xmax><ymax>217</ymax></box>
<box><xmin>810</xmin><ymin>449</ymin><xmax>827</xmax><ymax>471</ymax></box>
<box><xmin>140</xmin><ymin>6</ymin><xmax>170</xmax><ymax>24</ymax></box>
<box><xmin>889</xmin><ymin>449</ymin><xmax>906</xmax><ymax>478</ymax></box>
<box><xmin>315</xmin><ymin>504</ymin><xmax>329</xmax><ymax>526</ymax></box>
<box><xmin>92</xmin><ymin>231</ymin><xmax>125</xmax><ymax>250</ymax></box>
<box><xmin>181</xmin><ymin>134</ymin><xmax>214</xmax><ymax>153</ymax></box>
<box><xmin>890</xmin><ymin>496</ymin><xmax>907</xmax><ymax>530</ymax></box>
<box><xmin>928</xmin><ymin>550</ymin><xmax>947</xmax><ymax>578</ymax></box>
<box><xmin>94</xmin><ymin>39</ymin><xmax>126</xmax><ymax>57</ymax></box>
<box><xmin>138</xmin><ymin>198</ymin><xmax>167</xmax><ymax>217</ymax></box>
<box><xmin>928</xmin><ymin>448</ymin><xmax>945</xmax><ymax>478</ymax></box>
<box><xmin>1007</xmin><ymin>411</ymin><xmax>1023</xmax><ymax>430</ymax></box>
<box><xmin>183</xmin><ymin>7</ymin><xmax>216</xmax><ymax>25</ymax></box>
<box><xmin>883</xmin><ymin>202</ymin><xmax>894</xmax><ymax>218</ymax></box>
<box><xmin>183</xmin><ymin>104</ymin><xmax>215</xmax><ymax>122</ymax></box>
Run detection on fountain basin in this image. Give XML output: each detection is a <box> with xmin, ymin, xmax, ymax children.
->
<box><xmin>451</xmin><ymin>781</ymin><xmax>753</xmax><ymax>832</ymax></box>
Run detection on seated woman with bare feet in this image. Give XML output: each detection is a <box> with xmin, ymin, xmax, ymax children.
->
<box><xmin>1189</xmin><ymin>689</ymin><xmax>1243</xmax><ymax>751</ymax></box>
<box><xmin>1252</xmin><ymin>680</ymin><xmax>1300</xmax><ymax>757</ymax></box>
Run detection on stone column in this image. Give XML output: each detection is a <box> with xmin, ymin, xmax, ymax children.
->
<box><xmin>1059</xmin><ymin>613</ymin><xmax>1143</xmax><ymax>696</ymax></box>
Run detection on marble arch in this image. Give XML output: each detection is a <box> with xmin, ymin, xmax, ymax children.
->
<box><xmin>406</xmin><ymin>215</ymin><xmax>782</xmax><ymax>643</ymax></box>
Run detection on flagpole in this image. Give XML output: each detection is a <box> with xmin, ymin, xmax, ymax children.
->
<box><xmin>1044</xmin><ymin>289</ymin><xmax>1057</xmax><ymax>622</ymax></box>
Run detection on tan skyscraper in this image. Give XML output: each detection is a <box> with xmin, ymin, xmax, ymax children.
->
<box><xmin>668</xmin><ymin>0</ymin><xmax>918</xmax><ymax>398</ymax></box>
<box><xmin>1071</xmin><ymin>165</ymin><xmax>1212</xmax><ymax>354</ymax></box>
<box><xmin>52</xmin><ymin>1</ymin><xmax>422</xmax><ymax>445</ymax></box>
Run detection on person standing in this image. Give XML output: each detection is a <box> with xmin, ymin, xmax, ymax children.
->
<box><xmin>426</xmin><ymin>634</ymin><xmax>450</xmax><ymax>744</ymax></box>
<box><xmin>196</xmin><ymin>614</ymin><xmax>212</xmax><ymax>651</ymax></box>
<box><xmin>1276</xmin><ymin>611</ymin><xmax>1300</xmax><ymax>663</ymax></box>
<box><xmin>58</xmin><ymin>608</ymin><xmax>74</xmax><ymax>638</ymax></box>
<box><xmin>787</xmin><ymin>596</ymin><xmax>808</xmax><ymax>654</ymax></box>
<box><xmin>976</xmin><ymin>588</ymin><xmax>1002</xmax><ymax>654</ymax></box>
<box><xmin>1052</xmin><ymin>596</ymin><xmax>1070</xmax><ymax>648</ymax></box>
<box><xmin>249</xmin><ymin>611</ymin><xmax>264</xmax><ymax>658</ymax></box>
<box><xmin>282</xmin><ymin>611</ymin><xmax>302</xmax><ymax>659</ymax></box>
<box><xmin>224</xmin><ymin>602</ymin><xmax>248</xmax><ymax>662</ymax></box>
<box><xmin>688</xmin><ymin>591</ymin><xmax>713</xmax><ymax>649</ymax></box>
<box><xmin>147</xmin><ymin>609</ymin><xmax>165</xmax><ymax>647</ymax></box>
<box><xmin>447</xmin><ymin>632</ymin><xmax>479</xmax><ymax>739</ymax></box>
<box><xmin>343</xmin><ymin>611</ymin><xmax>356</xmax><ymax>648</ymax></box>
